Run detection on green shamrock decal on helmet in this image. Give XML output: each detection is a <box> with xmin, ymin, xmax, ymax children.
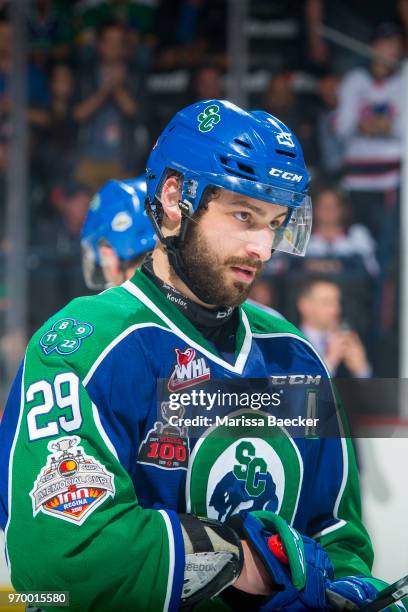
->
<box><xmin>40</xmin><ymin>318</ymin><xmax>93</xmax><ymax>356</ymax></box>
<box><xmin>197</xmin><ymin>104</ymin><xmax>221</xmax><ymax>133</ymax></box>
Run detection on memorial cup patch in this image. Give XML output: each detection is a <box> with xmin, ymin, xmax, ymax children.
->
<box><xmin>30</xmin><ymin>436</ymin><xmax>115</xmax><ymax>525</ymax></box>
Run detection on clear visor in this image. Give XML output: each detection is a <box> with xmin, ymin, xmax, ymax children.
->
<box><xmin>272</xmin><ymin>196</ymin><xmax>312</xmax><ymax>256</ymax></box>
<box><xmin>183</xmin><ymin>172</ymin><xmax>312</xmax><ymax>256</ymax></box>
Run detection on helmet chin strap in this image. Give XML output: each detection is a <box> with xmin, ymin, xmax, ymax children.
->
<box><xmin>145</xmin><ymin>193</ymin><xmax>220</xmax><ymax>305</ymax></box>
<box><xmin>163</xmin><ymin>228</ymin><xmax>218</xmax><ymax>306</ymax></box>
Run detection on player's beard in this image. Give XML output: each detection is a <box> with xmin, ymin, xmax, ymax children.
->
<box><xmin>178</xmin><ymin>219</ymin><xmax>263</xmax><ymax>307</ymax></box>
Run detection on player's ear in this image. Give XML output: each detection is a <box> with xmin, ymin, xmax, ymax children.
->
<box><xmin>161</xmin><ymin>177</ymin><xmax>182</xmax><ymax>226</ymax></box>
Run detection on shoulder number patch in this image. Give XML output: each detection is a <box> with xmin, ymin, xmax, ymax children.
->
<box><xmin>40</xmin><ymin>318</ymin><xmax>93</xmax><ymax>356</ymax></box>
<box><xmin>30</xmin><ymin>436</ymin><xmax>115</xmax><ymax>525</ymax></box>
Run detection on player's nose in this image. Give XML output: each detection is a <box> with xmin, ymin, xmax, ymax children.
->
<box><xmin>244</xmin><ymin>229</ymin><xmax>273</xmax><ymax>262</ymax></box>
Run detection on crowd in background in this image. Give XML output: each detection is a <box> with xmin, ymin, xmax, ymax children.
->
<box><xmin>1</xmin><ymin>0</ymin><xmax>408</xmax><ymax>397</ymax></box>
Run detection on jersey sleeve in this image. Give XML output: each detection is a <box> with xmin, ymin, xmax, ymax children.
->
<box><xmin>301</xmin><ymin>372</ymin><xmax>374</xmax><ymax>578</ymax></box>
<box><xmin>269</xmin><ymin>332</ymin><xmax>375</xmax><ymax>578</ymax></box>
<box><xmin>1</xmin><ymin>314</ymin><xmax>184</xmax><ymax>612</ymax></box>
<box><xmin>309</xmin><ymin>435</ymin><xmax>374</xmax><ymax>577</ymax></box>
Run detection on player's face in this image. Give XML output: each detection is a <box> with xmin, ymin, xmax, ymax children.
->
<box><xmin>180</xmin><ymin>189</ymin><xmax>287</xmax><ymax>306</ymax></box>
<box><xmin>99</xmin><ymin>245</ymin><xmax>143</xmax><ymax>288</ymax></box>
<box><xmin>99</xmin><ymin>245</ymin><xmax>124</xmax><ymax>287</ymax></box>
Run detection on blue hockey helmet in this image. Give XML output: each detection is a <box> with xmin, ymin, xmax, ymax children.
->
<box><xmin>81</xmin><ymin>176</ymin><xmax>157</xmax><ymax>289</ymax></box>
<box><xmin>145</xmin><ymin>99</ymin><xmax>312</xmax><ymax>259</ymax></box>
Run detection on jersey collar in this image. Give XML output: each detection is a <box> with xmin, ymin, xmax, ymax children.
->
<box><xmin>123</xmin><ymin>269</ymin><xmax>252</xmax><ymax>374</ymax></box>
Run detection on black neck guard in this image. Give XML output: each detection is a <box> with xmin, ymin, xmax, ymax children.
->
<box><xmin>141</xmin><ymin>255</ymin><xmax>235</xmax><ymax>329</ymax></box>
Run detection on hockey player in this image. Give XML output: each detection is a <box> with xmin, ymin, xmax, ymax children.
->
<box><xmin>0</xmin><ymin>100</ymin><xmax>404</xmax><ymax>612</ymax></box>
<box><xmin>81</xmin><ymin>175</ymin><xmax>283</xmax><ymax>321</ymax></box>
<box><xmin>81</xmin><ymin>176</ymin><xmax>157</xmax><ymax>290</ymax></box>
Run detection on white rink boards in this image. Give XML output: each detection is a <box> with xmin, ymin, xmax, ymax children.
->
<box><xmin>359</xmin><ymin>432</ymin><xmax>408</xmax><ymax>582</ymax></box>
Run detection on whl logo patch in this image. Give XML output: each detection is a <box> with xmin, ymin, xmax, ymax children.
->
<box><xmin>168</xmin><ymin>347</ymin><xmax>211</xmax><ymax>392</ymax></box>
<box><xmin>30</xmin><ymin>436</ymin><xmax>115</xmax><ymax>525</ymax></box>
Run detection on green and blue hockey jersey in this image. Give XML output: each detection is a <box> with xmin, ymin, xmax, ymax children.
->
<box><xmin>0</xmin><ymin>269</ymin><xmax>375</xmax><ymax>611</ymax></box>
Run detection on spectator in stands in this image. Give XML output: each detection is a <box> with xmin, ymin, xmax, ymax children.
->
<box><xmin>33</xmin><ymin>179</ymin><xmax>91</xmax><ymax>263</ymax></box>
<box><xmin>315</xmin><ymin>73</ymin><xmax>343</xmax><ymax>177</ymax></box>
<box><xmin>0</xmin><ymin>14</ymin><xmax>50</xmax><ymax>128</ymax></box>
<box><xmin>155</xmin><ymin>0</ymin><xmax>225</xmax><ymax>70</ymax></box>
<box><xmin>50</xmin><ymin>180</ymin><xmax>91</xmax><ymax>242</ymax></box>
<box><xmin>44</xmin><ymin>63</ymin><xmax>78</xmax><ymax>181</ymax></box>
<box><xmin>73</xmin><ymin>22</ymin><xmax>144</xmax><ymax>191</ymax></box>
<box><xmin>0</xmin><ymin>11</ymin><xmax>51</xmax><ymax>217</ymax></box>
<box><xmin>248</xmin><ymin>277</ymin><xmax>276</xmax><ymax>310</ymax></box>
<box><xmin>74</xmin><ymin>0</ymin><xmax>157</xmax><ymax>49</ymax></box>
<box><xmin>305</xmin><ymin>185</ymin><xmax>379</xmax><ymax>277</ymax></box>
<box><xmin>297</xmin><ymin>277</ymin><xmax>372</xmax><ymax>377</ymax></box>
<box><xmin>304</xmin><ymin>0</ymin><xmax>408</xmax><ymax>73</ymax></box>
<box><xmin>190</xmin><ymin>64</ymin><xmax>224</xmax><ymax>101</ymax></box>
<box><xmin>27</xmin><ymin>0</ymin><xmax>73</xmax><ymax>70</ymax></box>
<box><xmin>247</xmin><ymin>276</ymin><xmax>285</xmax><ymax>320</ymax></box>
<box><xmin>335</xmin><ymin>23</ymin><xmax>404</xmax><ymax>244</ymax></box>
<box><xmin>30</xmin><ymin>180</ymin><xmax>91</xmax><ymax>322</ymax></box>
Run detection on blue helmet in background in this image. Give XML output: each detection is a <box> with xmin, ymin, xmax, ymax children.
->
<box><xmin>145</xmin><ymin>99</ymin><xmax>312</xmax><ymax>260</ymax></box>
<box><xmin>81</xmin><ymin>176</ymin><xmax>157</xmax><ymax>289</ymax></box>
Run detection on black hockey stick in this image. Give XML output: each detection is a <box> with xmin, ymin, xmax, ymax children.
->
<box><xmin>360</xmin><ymin>575</ymin><xmax>408</xmax><ymax>611</ymax></box>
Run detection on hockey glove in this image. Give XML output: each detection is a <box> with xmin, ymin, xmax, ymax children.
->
<box><xmin>228</xmin><ymin>510</ymin><xmax>334</xmax><ymax>611</ymax></box>
<box><xmin>179</xmin><ymin>514</ymin><xmax>243</xmax><ymax>610</ymax></box>
<box><xmin>326</xmin><ymin>576</ymin><xmax>408</xmax><ymax>611</ymax></box>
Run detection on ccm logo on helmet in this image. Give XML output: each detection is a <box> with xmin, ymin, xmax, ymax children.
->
<box><xmin>269</xmin><ymin>168</ymin><xmax>303</xmax><ymax>183</ymax></box>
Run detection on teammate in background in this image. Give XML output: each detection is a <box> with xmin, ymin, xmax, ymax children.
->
<box><xmin>81</xmin><ymin>175</ymin><xmax>156</xmax><ymax>290</ymax></box>
<box><xmin>0</xmin><ymin>100</ymin><xmax>404</xmax><ymax>612</ymax></box>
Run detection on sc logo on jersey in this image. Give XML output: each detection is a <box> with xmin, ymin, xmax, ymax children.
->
<box><xmin>187</xmin><ymin>413</ymin><xmax>303</xmax><ymax>525</ymax></box>
<box><xmin>209</xmin><ymin>440</ymin><xmax>279</xmax><ymax>521</ymax></box>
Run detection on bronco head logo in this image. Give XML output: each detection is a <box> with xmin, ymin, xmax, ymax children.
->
<box><xmin>175</xmin><ymin>348</ymin><xmax>196</xmax><ymax>367</ymax></box>
<box><xmin>209</xmin><ymin>470</ymin><xmax>278</xmax><ymax>521</ymax></box>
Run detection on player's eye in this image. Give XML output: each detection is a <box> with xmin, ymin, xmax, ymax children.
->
<box><xmin>269</xmin><ymin>217</ymin><xmax>285</xmax><ymax>230</ymax></box>
<box><xmin>234</xmin><ymin>211</ymin><xmax>250</xmax><ymax>222</ymax></box>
